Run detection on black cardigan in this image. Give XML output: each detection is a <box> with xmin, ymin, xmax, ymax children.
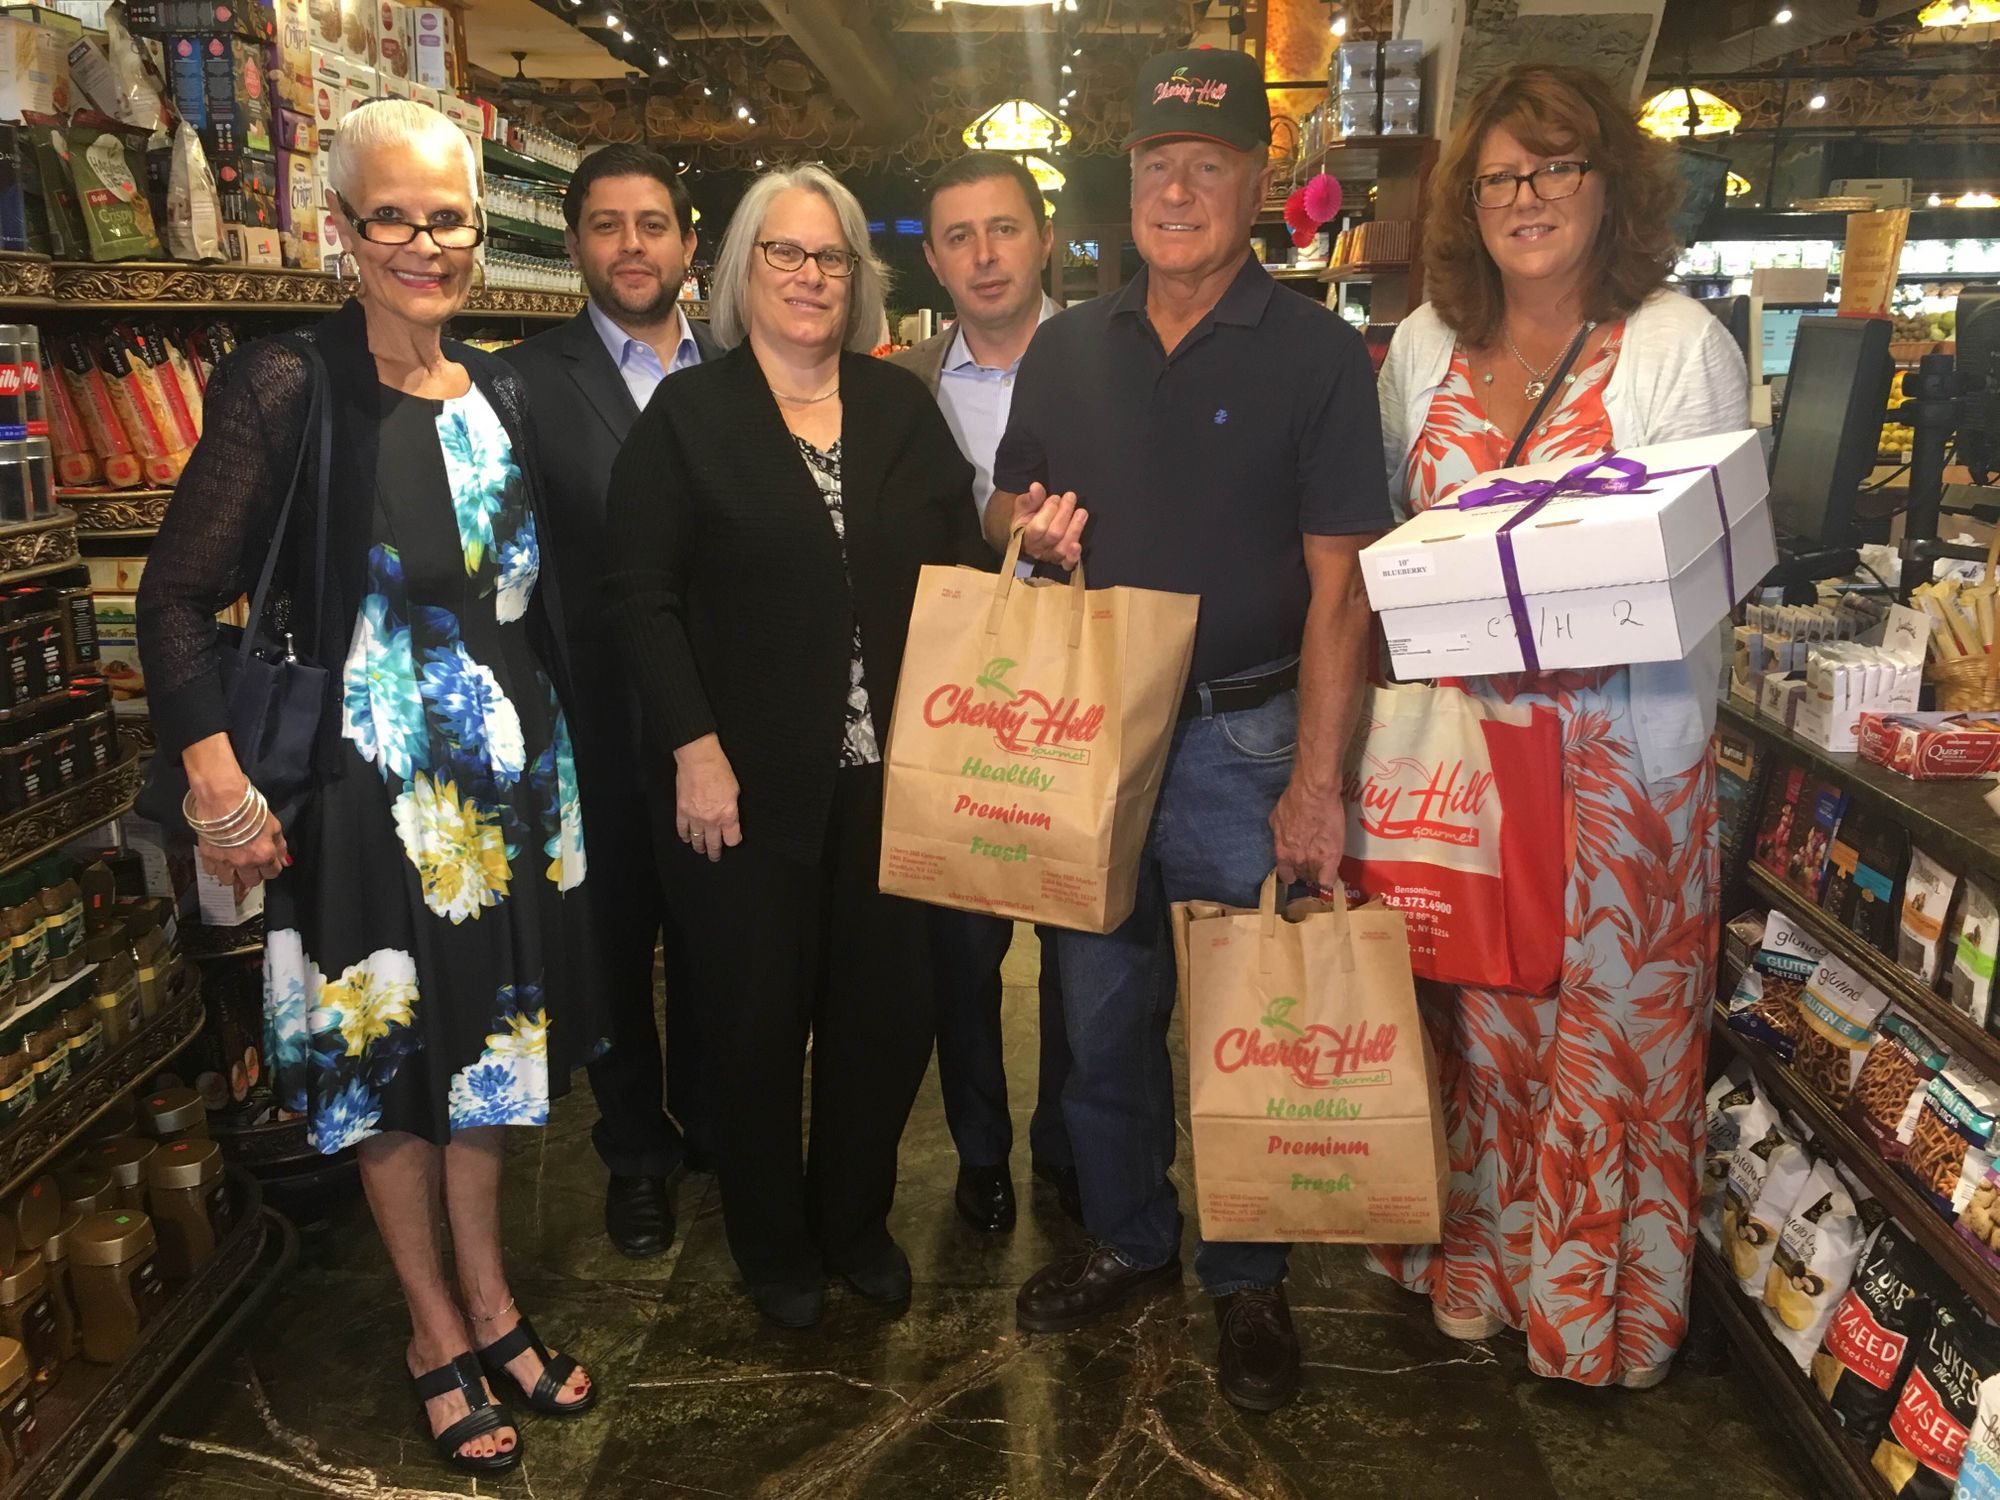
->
<box><xmin>137</xmin><ymin>298</ymin><xmax>581</xmax><ymax>767</ymax></box>
<box><xmin>601</xmin><ymin>342</ymin><xmax>987</xmax><ymax>863</ymax></box>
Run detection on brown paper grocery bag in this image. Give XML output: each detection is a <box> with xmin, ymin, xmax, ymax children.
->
<box><xmin>879</xmin><ymin>529</ymin><xmax>1197</xmax><ymax>934</ymax></box>
<box><xmin>1174</xmin><ymin>876</ymin><xmax>1446</xmax><ymax>1244</ymax></box>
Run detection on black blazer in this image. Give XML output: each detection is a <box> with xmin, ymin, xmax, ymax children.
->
<box><xmin>500</xmin><ymin>309</ymin><xmax>720</xmax><ymax>793</ymax></box>
<box><xmin>138</xmin><ymin>299</ymin><xmax>581</xmax><ymax>771</ymax></box>
<box><xmin>601</xmin><ymin>343</ymin><xmax>988</xmax><ymax>863</ymax></box>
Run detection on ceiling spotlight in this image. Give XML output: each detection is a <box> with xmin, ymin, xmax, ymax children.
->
<box><xmin>1930</xmin><ymin>192</ymin><xmax>1944</xmax><ymax>206</ymax></box>
<box><xmin>677</xmin><ymin>158</ymin><xmax>687</xmax><ymax>168</ymax></box>
<box><xmin>734</xmin><ymin>96</ymin><xmax>751</xmax><ymax>118</ymax></box>
<box><xmin>1060</xmin><ymin>63</ymin><xmax>1072</xmax><ymax>73</ymax></box>
<box><xmin>621</xmin><ymin>29</ymin><xmax>633</xmax><ymax>42</ymax></box>
<box><xmin>603</xmin><ymin>11</ymin><xmax>617</xmax><ymax>24</ymax></box>
<box><xmin>701</xmin><ymin>83</ymin><xmax>714</xmax><ymax>97</ymax></box>
<box><xmin>1064</xmin><ymin>0</ymin><xmax>1075</xmax><ymax>10</ymax></box>
<box><xmin>1332</xmin><ymin>14</ymin><xmax>1347</xmax><ymax>33</ymax></box>
<box><xmin>656</xmin><ymin>52</ymin><xmax>668</xmax><ymax>67</ymax></box>
<box><xmin>1808</xmin><ymin>89</ymin><xmax>1827</xmax><ymax>108</ymax></box>
<box><xmin>1071</xmin><ymin>46</ymin><xmax>1082</xmax><ymax>57</ymax></box>
<box><xmin>755</xmin><ymin>158</ymin><xmax>765</xmax><ymax>167</ymax></box>
<box><xmin>1774</xmin><ymin>5</ymin><xmax>1792</xmax><ymax>19</ymax></box>
<box><xmin>746</xmin><ymin>113</ymin><xmax>759</xmax><ymax>125</ymax></box>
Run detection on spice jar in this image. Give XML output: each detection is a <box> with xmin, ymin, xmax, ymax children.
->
<box><xmin>8</xmin><ymin>1176</ymin><xmax>55</xmax><ymax>1250</ymax></box>
<box><xmin>55</xmin><ymin>1162</ymin><xmax>113</xmax><ymax>1216</ymax></box>
<box><xmin>33</xmin><ymin>863</ymin><xmax>80</xmax><ymax>983</ymax></box>
<box><xmin>61</xmin><ymin>984</ymin><xmax>100</xmax><ymax>1071</ymax></box>
<box><xmin>93</xmin><ymin>1138</ymin><xmax>154</xmax><ymax>1210</ymax></box>
<box><xmin>146</xmin><ymin>1139</ymin><xmax>227</xmax><ymax>1276</ymax></box>
<box><xmin>137</xmin><ymin>1087</ymin><xmax>204</xmax><ymax>1143</ymax></box>
<box><xmin>38</xmin><ymin>1205</ymin><xmax>78</xmax><ymax>1362</ymax></box>
<box><xmin>69</xmin><ymin>1211</ymin><xmax>167</xmax><ymax>1363</ymax></box>
<box><xmin>86</xmin><ymin>935</ymin><xmax>139</xmax><ymax>1045</ymax></box>
<box><xmin>21</xmin><ymin>1005</ymin><xmax>64</xmax><ymax>1105</ymax></box>
<box><xmin>0</xmin><ymin>1336</ymin><xmax>34</xmax><ymax>1482</ymax></box>
<box><xmin>0</xmin><ymin>1018</ymin><xmax>30</xmax><ymax>1128</ymax></box>
<box><xmin>0</xmin><ymin>1252</ymin><xmax>60</xmax><ymax>1389</ymax></box>
<box><xmin>3</xmin><ymin>875</ymin><xmax>44</xmax><ymax>994</ymax></box>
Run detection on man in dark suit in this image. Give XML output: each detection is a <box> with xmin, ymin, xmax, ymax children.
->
<box><xmin>889</xmin><ymin>153</ymin><xmax>1079</xmax><ymax>1237</ymax></box>
<box><xmin>503</xmin><ymin>144</ymin><xmax>719</xmax><ymax>1258</ymax></box>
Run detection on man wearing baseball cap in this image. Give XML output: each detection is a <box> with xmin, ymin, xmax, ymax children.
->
<box><xmin>985</xmin><ymin>46</ymin><xmax>1389</xmax><ymax>1411</ymax></box>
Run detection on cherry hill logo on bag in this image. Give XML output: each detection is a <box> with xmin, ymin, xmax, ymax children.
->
<box><xmin>1212</xmin><ymin>995</ymin><xmax>1398</xmax><ymax>1091</ymax></box>
<box><xmin>1344</xmin><ymin>749</ymin><xmax>1494</xmax><ymax>849</ymax></box>
<box><xmin>923</xmin><ymin>655</ymin><xmax>1107</xmax><ymax>762</ymax></box>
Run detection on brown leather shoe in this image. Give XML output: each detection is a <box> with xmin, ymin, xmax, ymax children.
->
<box><xmin>1214</xmin><ymin>1286</ymin><xmax>1300</xmax><ymax>1412</ymax></box>
<box><xmin>1016</xmin><ymin>1242</ymin><xmax>1181</xmax><ymax>1334</ymax></box>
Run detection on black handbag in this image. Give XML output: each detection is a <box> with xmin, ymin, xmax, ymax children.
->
<box><xmin>136</xmin><ymin>336</ymin><xmax>334</xmax><ymax>844</ymax></box>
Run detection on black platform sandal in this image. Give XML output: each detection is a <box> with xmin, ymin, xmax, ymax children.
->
<box><xmin>474</xmin><ymin>1308</ymin><xmax>597</xmax><ymax>1417</ymax></box>
<box><xmin>411</xmin><ymin>1352</ymin><xmax>521</xmax><ymax>1473</ymax></box>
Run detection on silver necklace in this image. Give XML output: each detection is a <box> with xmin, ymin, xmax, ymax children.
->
<box><xmin>1491</xmin><ymin>321</ymin><xmax>1592</xmax><ymax>400</ymax></box>
<box><xmin>774</xmin><ymin>384</ymin><xmax>839</xmax><ymax>404</ymax></box>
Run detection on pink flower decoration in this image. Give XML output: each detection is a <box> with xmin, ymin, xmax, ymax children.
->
<box><xmin>1303</xmin><ymin>172</ymin><xmax>1342</xmax><ymax>221</ymax></box>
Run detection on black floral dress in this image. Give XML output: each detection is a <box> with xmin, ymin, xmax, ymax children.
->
<box><xmin>264</xmin><ymin>386</ymin><xmax>600</xmax><ymax>1153</ymax></box>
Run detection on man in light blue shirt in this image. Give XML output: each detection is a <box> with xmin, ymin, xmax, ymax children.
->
<box><xmin>889</xmin><ymin>152</ymin><xmax>1074</xmax><ymax>1240</ymax></box>
<box><xmin>503</xmin><ymin>145</ymin><xmax>719</xmax><ymax>1264</ymax></box>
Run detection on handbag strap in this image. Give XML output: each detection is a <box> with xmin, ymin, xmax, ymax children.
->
<box><xmin>1501</xmin><ymin>321</ymin><xmax>1595</xmax><ymax>468</ymax></box>
<box><xmin>229</xmin><ymin>336</ymin><xmax>331</xmax><ymax>693</ymax></box>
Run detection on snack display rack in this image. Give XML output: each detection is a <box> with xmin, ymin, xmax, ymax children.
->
<box><xmin>1703</xmin><ymin>695</ymin><xmax>2000</xmax><ymax>1498</ymax></box>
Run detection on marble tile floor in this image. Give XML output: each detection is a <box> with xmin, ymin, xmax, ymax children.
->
<box><xmin>130</xmin><ymin>939</ymin><xmax>1816</xmax><ymax>1500</ymax></box>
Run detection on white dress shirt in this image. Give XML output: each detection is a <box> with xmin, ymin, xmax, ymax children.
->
<box><xmin>935</xmin><ymin>296</ymin><xmax>1058</xmax><ymax>513</ymax></box>
<box><xmin>587</xmin><ymin>298</ymin><xmax>702</xmax><ymax>412</ymax></box>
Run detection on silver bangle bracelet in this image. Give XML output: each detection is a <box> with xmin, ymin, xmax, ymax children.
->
<box><xmin>183</xmin><ymin>782</ymin><xmax>257</xmax><ymax>834</ymax></box>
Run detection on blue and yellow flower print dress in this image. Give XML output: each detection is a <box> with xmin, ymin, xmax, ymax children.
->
<box><xmin>263</xmin><ymin>385</ymin><xmax>597</xmax><ymax>1154</ymax></box>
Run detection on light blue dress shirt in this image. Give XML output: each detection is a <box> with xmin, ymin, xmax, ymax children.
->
<box><xmin>587</xmin><ymin>298</ymin><xmax>701</xmax><ymax>412</ymax></box>
<box><xmin>935</xmin><ymin>296</ymin><xmax>1057</xmax><ymax>514</ymax></box>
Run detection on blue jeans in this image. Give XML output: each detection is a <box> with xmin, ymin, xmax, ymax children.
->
<box><xmin>1056</xmin><ymin>673</ymin><xmax>1298</xmax><ymax>1296</ymax></box>
<box><xmin>928</xmin><ymin>912</ymin><xmax>1072</xmax><ymax>1170</ymax></box>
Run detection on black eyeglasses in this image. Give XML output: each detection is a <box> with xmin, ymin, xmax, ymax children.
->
<box><xmin>756</xmin><ymin>239</ymin><xmax>857</xmax><ymax>277</ymax></box>
<box><xmin>1470</xmin><ymin>160</ymin><xmax>1593</xmax><ymax>210</ymax></box>
<box><xmin>337</xmin><ymin>193</ymin><xmax>485</xmax><ymax>248</ymax></box>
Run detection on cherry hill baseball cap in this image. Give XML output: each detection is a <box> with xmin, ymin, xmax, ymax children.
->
<box><xmin>1122</xmin><ymin>46</ymin><xmax>1271</xmax><ymax>155</ymax></box>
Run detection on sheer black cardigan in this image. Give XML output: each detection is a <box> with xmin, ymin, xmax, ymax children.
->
<box><xmin>136</xmin><ymin>298</ymin><xmax>584</xmax><ymax>777</ymax></box>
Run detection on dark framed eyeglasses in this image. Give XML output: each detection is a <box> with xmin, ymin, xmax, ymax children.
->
<box><xmin>337</xmin><ymin>192</ymin><xmax>485</xmax><ymax>248</ymax></box>
<box><xmin>756</xmin><ymin>239</ymin><xmax>857</xmax><ymax>277</ymax></box>
<box><xmin>1470</xmin><ymin>160</ymin><xmax>1593</xmax><ymax>210</ymax></box>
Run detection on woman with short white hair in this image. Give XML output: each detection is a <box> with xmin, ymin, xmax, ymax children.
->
<box><xmin>602</xmin><ymin>165</ymin><xmax>987</xmax><ymax>1328</ymax></box>
<box><xmin>138</xmin><ymin>100</ymin><xmax>603</xmax><ymax>1472</ymax></box>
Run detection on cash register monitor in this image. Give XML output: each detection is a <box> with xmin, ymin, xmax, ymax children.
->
<box><xmin>1957</xmin><ymin>284</ymin><xmax>2000</xmax><ymax>483</ymax></box>
<box><xmin>1768</xmin><ymin>313</ymin><xmax>1893</xmax><ymax>548</ymax></box>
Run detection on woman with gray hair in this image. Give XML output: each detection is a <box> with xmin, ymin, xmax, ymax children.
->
<box><xmin>137</xmin><ymin>100</ymin><xmax>602</xmax><ymax>1472</ymax></box>
<box><xmin>602</xmin><ymin>164</ymin><xmax>987</xmax><ymax>1327</ymax></box>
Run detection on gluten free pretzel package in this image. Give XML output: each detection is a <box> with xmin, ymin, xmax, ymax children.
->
<box><xmin>1793</xmin><ymin>950</ymin><xmax>1893</xmax><ymax>1107</ymax></box>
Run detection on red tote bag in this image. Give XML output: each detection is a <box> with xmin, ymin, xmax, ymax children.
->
<box><xmin>1338</xmin><ymin>684</ymin><xmax>1564</xmax><ymax>994</ymax></box>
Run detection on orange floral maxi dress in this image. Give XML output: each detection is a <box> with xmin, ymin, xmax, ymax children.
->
<box><xmin>1366</xmin><ymin>331</ymin><xmax>1719</xmax><ymax>1387</ymax></box>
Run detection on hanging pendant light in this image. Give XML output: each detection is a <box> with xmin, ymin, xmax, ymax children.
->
<box><xmin>1919</xmin><ymin>0</ymin><xmax>2000</xmax><ymax>25</ymax></box>
<box><xmin>1636</xmin><ymin>86</ymin><xmax>1742</xmax><ymax>139</ymax></box>
<box><xmin>963</xmin><ymin>99</ymin><xmax>1072</xmax><ymax>153</ymax></box>
<box><xmin>1726</xmin><ymin>171</ymin><xmax>1753</xmax><ymax>198</ymax></box>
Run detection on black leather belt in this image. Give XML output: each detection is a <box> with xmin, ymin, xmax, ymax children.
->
<box><xmin>1178</xmin><ymin>661</ymin><xmax>1299</xmax><ymax>721</ymax></box>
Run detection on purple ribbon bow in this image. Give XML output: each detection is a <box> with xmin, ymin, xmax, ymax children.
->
<box><xmin>1443</xmin><ymin>452</ymin><xmax>1737</xmax><ymax>673</ymax></box>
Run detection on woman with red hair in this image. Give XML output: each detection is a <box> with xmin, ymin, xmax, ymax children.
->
<box><xmin>1369</xmin><ymin>63</ymin><xmax>1749</xmax><ymax>1389</ymax></box>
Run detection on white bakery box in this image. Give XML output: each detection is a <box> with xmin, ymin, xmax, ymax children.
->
<box><xmin>1361</xmin><ymin>431</ymin><xmax>1775</xmax><ymax>679</ymax></box>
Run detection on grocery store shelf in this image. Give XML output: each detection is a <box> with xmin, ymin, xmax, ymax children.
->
<box><xmin>1719</xmin><ymin>698</ymin><xmax>2000</xmax><ymax>886</ymax></box>
<box><xmin>1744</xmin><ymin>863</ymin><xmax>2000</xmax><ymax>1083</ymax></box>
<box><xmin>487</xmin><ymin>213</ymin><xmax>567</xmax><ymax>249</ymax></box>
<box><xmin>16</xmin><ymin>1174</ymin><xmax>273</xmax><ymax>1500</ymax></box>
<box><xmin>0</xmin><ymin>962</ymin><xmax>201</xmax><ymax>1203</ymax></box>
<box><xmin>1298</xmin><ymin>134</ymin><xmax>1436</xmax><ymax>182</ymax></box>
<box><xmin>62</xmin><ymin>489</ymin><xmax>172</xmax><ymax>535</ymax></box>
<box><xmin>1695</xmin><ymin>206</ymin><xmax>2000</xmax><ymax>240</ymax></box>
<box><xmin>0</xmin><ymin>508</ymin><xmax>78</xmax><ymax>584</ymax></box>
<box><xmin>0</xmin><ymin>746</ymin><xmax>141</xmax><ymax>875</ymax></box>
<box><xmin>1709</xmin><ymin>1004</ymin><xmax>2000</xmax><ymax>1324</ymax></box>
<box><xmin>482</xmin><ymin>139</ymin><xmax>571</xmax><ymax>187</ymax></box>
<box><xmin>1692</xmin><ymin>1243</ymin><xmax>1893</xmax><ymax>1500</ymax></box>
<box><xmin>0</xmin><ymin>262</ymin><xmax>584</xmax><ymax>321</ymax></box>
<box><xmin>1317</xmin><ymin>261</ymin><xmax>1414</xmax><ymax>282</ymax></box>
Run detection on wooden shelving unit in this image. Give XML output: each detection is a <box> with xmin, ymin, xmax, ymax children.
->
<box><xmin>1693</xmin><ymin>1244</ymin><xmax>1894</xmax><ymax>1499</ymax></box>
<box><xmin>10</xmin><ymin>1172</ymin><xmax>272</xmax><ymax>1500</ymax></box>
<box><xmin>1296</xmin><ymin>136</ymin><xmax>1436</xmax><ymax>322</ymax></box>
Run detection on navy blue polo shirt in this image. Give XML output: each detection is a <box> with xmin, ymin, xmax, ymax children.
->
<box><xmin>993</xmin><ymin>254</ymin><xmax>1390</xmax><ymax>686</ymax></box>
